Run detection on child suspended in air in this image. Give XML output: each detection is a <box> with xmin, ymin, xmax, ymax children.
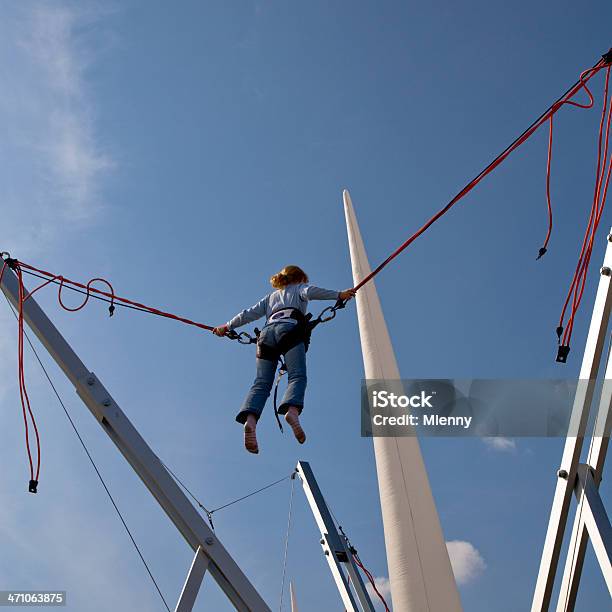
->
<box><xmin>213</xmin><ymin>265</ymin><xmax>355</xmax><ymax>454</ymax></box>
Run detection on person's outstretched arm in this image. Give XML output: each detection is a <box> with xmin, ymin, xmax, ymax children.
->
<box><xmin>300</xmin><ymin>285</ymin><xmax>356</xmax><ymax>302</ymax></box>
<box><xmin>213</xmin><ymin>296</ymin><xmax>268</xmax><ymax>336</ymax></box>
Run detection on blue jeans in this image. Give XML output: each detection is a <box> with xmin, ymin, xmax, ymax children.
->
<box><xmin>235</xmin><ymin>322</ymin><xmax>307</xmax><ymax>424</ymax></box>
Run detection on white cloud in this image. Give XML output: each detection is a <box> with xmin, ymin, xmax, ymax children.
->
<box><xmin>446</xmin><ymin>540</ymin><xmax>486</xmax><ymax>585</ymax></box>
<box><xmin>0</xmin><ymin>6</ymin><xmax>133</xmax><ymax>609</ymax></box>
<box><xmin>365</xmin><ymin>575</ymin><xmax>392</xmax><ymax>610</ymax></box>
<box><xmin>0</xmin><ymin>2</ymin><xmax>113</xmax><ymax>257</ymax></box>
<box><xmin>483</xmin><ymin>437</ymin><xmax>516</xmax><ymax>452</ymax></box>
<box><xmin>364</xmin><ymin>543</ymin><xmax>486</xmax><ymax>602</ymax></box>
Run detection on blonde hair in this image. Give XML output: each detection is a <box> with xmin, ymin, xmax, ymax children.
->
<box><xmin>270</xmin><ymin>265</ymin><xmax>309</xmax><ymax>289</ymax></box>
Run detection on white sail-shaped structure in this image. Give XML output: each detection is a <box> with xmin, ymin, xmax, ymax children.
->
<box><xmin>289</xmin><ymin>581</ymin><xmax>298</xmax><ymax>612</ymax></box>
<box><xmin>343</xmin><ymin>189</ymin><xmax>462</xmax><ymax>612</ymax></box>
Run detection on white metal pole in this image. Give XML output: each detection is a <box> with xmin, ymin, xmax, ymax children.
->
<box><xmin>343</xmin><ymin>190</ymin><xmax>462</xmax><ymax>612</ymax></box>
<box><xmin>532</xmin><ymin>232</ymin><xmax>612</xmax><ymax>612</ymax></box>
<box><xmin>289</xmin><ymin>582</ymin><xmax>298</xmax><ymax>612</ymax></box>
<box><xmin>555</xmin><ymin>338</ymin><xmax>612</xmax><ymax>611</ymax></box>
<box><xmin>175</xmin><ymin>547</ymin><xmax>209</xmax><ymax>612</ymax></box>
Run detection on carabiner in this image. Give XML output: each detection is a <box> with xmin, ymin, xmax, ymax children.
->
<box><xmin>237</xmin><ymin>331</ymin><xmax>256</xmax><ymax>345</ymax></box>
<box><xmin>318</xmin><ymin>307</ymin><xmax>337</xmax><ymax>323</ymax></box>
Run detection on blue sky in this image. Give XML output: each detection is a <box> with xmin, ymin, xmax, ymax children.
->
<box><xmin>0</xmin><ymin>1</ymin><xmax>611</xmax><ymax>610</ymax></box>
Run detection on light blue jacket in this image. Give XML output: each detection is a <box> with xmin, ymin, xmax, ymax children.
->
<box><xmin>226</xmin><ymin>283</ymin><xmax>340</xmax><ymax>331</ymax></box>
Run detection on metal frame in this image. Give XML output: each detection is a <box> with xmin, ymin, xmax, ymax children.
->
<box><xmin>532</xmin><ymin>231</ymin><xmax>612</xmax><ymax>611</ymax></box>
<box><xmin>295</xmin><ymin>461</ymin><xmax>376</xmax><ymax>612</ymax></box>
<box><xmin>0</xmin><ymin>264</ymin><xmax>270</xmax><ymax>612</ymax></box>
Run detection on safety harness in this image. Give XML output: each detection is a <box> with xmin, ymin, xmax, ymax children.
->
<box><xmin>227</xmin><ymin>299</ymin><xmax>347</xmax><ymax>431</ymax></box>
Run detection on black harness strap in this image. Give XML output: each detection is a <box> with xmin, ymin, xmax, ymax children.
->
<box><xmin>273</xmin><ymin>358</ymin><xmax>288</xmax><ymax>432</ymax></box>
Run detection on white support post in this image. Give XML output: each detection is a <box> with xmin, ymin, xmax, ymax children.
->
<box><xmin>532</xmin><ymin>231</ymin><xmax>612</xmax><ymax>612</ymax></box>
<box><xmin>0</xmin><ymin>262</ymin><xmax>270</xmax><ymax>612</ymax></box>
<box><xmin>175</xmin><ymin>547</ymin><xmax>209</xmax><ymax>612</ymax></box>
<box><xmin>572</xmin><ymin>467</ymin><xmax>612</xmax><ymax>595</ymax></box>
<box><xmin>289</xmin><ymin>582</ymin><xmax>299</xmax><ymax>612</ymax></box>
<box><xmin>555</xmin><ymin>343</ymin><xmax>612</xmax><ymax>611</ymax></box>
<box><xmin>343</xmin><ymin>190</ymin><xmax>462</xmax><ymax>612</ymax></box>
<box><xmin>295</xmin><ymin>462</ymin><xmax>376</xmax><ymax>612</ymax></box>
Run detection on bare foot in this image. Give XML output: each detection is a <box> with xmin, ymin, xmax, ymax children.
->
<box><xmin>285</xmin><ymin>407</ymin><xmax>306</xmax><ymax>444</ymax></box>
<box><xmin>244</xmin><ymin>414</ymin><xmax>259</xmax><ymax>454</ymax></box>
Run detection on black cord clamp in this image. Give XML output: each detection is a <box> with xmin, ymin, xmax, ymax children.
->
<box><xmin>1</xmin><ymin>252</ymin><xmax>18</xmax><ymax>270</ymax></box>
<box><xmin>556</xmin><ymin>345</ymin><xmax>571</xmax><ymax>363</ymax></box>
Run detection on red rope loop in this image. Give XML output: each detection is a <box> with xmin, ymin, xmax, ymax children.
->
<box><xmin>57</xmin><ymin>276</ymin><xmax>115</xmax><ymax>313</ymax></box>
<box><xmin>16</xmin><ymin>261</ymin><xmax>214</xmax><ymax>331</ymax></box>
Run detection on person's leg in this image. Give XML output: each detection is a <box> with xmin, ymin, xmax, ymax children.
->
<box><xmin>278</xmin><ymin>342</ymin><xmax>307</xmax><ymax>443</ymax></box>
<box><xmin>236</xmin><ymin>356</ymin><xmax>277</xmax><ymax>423</ymax></box>
<box><xmin>278</xmin><ymin>342</ymin><xmax>307</xmax><ymax>411</ymax></box>
<box><xmin>235</xmin><ymin>356</ymin><xmax>277</xmax><ymax>453</ymax></box>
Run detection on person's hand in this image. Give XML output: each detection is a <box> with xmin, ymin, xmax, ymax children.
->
<box><xmin>339</xmin><ymin>288</ymin><xmax>357</xmax><ymax>301</ymax></box>
<box><xmin>213</xmin><ymin>325</ymin><xmax>229</xmax><ymax>337</ymax></box>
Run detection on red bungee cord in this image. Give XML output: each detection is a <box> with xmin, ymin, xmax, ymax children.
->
<box><xmin>539</xmin><ymin>69</ymin><xmax>595</xmax><ymax>258</ymax></box>
<box><xmin>16</xmin><ymin>260</ymin><xmax>213</xmax><ymax>331</ymax></box>
<box><xmin>539</xmin><ymin>114</ymin><xmax>555</xmax><ymax>260</ymax></box>
<box><xmin>1</xmin><ymin>50</ymin><xmax>609</xmax><ymax>499</ymax></box>
<box><xmin>352</xmin><ymin>56</ymin><xmax>609</xmax><ymax>292</ymax></box>
<box><xmin>352</xmin><ymin>551</ymin><xmax>391</xmax><ymax>612</ymax></box>
<box><xmin>539</xmin><ymin>66</ymin><xmax>601</xmax><ymax>258</ymax></box>
<box><xmin>0</xmin><ymin>57</ymin><xmax>610</xmax><ymax>489</ymax></box>
<box><xmin>0</xmin><ymin>254</ymin><xmax>218</xmax><ymax>492</ymax></box>
<box><xmin>349</xmin><ymin>50</ymin><xmax>612</xmax><ymax>362</ymax></box>
<box><xmin>556</xmin><ymin>63</ymin><xmax>612</xmax><ymax>361</ymax></box>
<box><xmin>1</xmin><ymin>259</ymin><xmax>42</xmax><ymax>493</ymax></box>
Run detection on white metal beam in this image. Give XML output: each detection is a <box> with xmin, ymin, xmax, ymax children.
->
<box><xmin>175</xmin><ymin>547</ymin><xmax>209</xmax><ymax>612</ymax></box>
<box><xmin>532</xmin><ymin>231</ymin><xmax>612</xmax><ymax>612</ymax></box>
<box><xmin>295</xmin><ymin>461</ymin><xmax>375</xmax><ymax>612</ymax></box>
<box><xmin>0</xmin><ymin>262</ymin><xmax>270</xmax><ymax>612</ymax></box>
<box><xmin>574</xmin><ymin>467</ymin><xmax>612</xmax><ymax>595</ymax></box>
<box><xmin>555</xmin><ymin>343</ymin><xmax>612</xmax><ymax>611</ymax></box>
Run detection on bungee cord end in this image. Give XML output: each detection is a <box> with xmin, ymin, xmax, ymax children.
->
<box><xmin>537</xmin><ymin>247</ymin><xmax>547</xmax><ymax>260</ymax></box>
<box><xmin>603</xmin><ymin>48</ymin><xmax>612</xmax><ymax>64</ymax></box>
<box><xmin>108</xmin><ymin>303</ymin><xmax>115</xmax><ymax>317</ymax></box>
<box><xmin>1</xmin><ymin>252</ymin><xmax>18</xmax><ymax>270</ymax></box>
<box><xmin>28</xmin><ymin>479</ymin><xmax>38</xmax><ymax>494</ymax></box>
<box><xmin>556</xmin><ymin>325</ymin><xmax>569</xmax><ymax>363</ymax></box>
<box><xmin>556</xmin><ymin>345</ymin><xmax>570</xmax><ymax>363</ymax></box>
